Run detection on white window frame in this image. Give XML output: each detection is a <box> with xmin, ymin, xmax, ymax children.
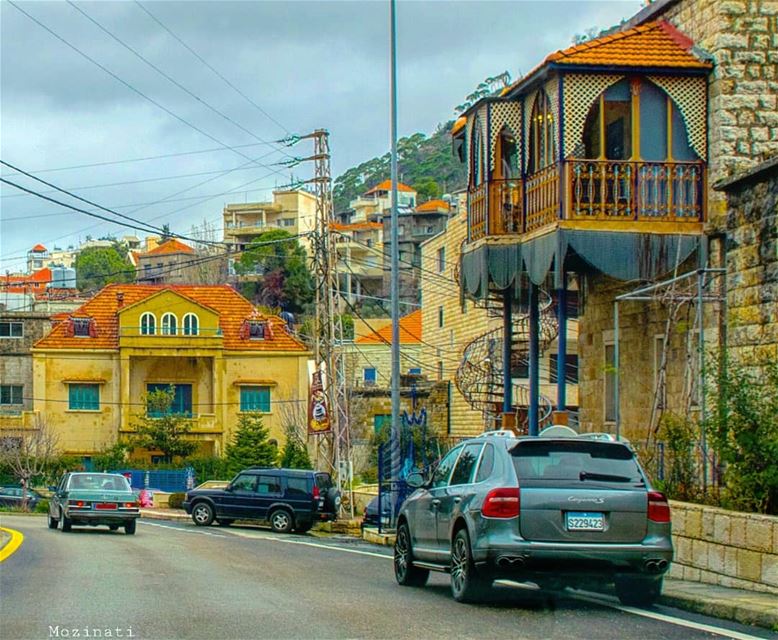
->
<box><xmin>140</xmin><ymin>312</ymin><xmax>156</xmax><ymax>336</ymax></box>
<box><xmin>161</xmin><ymin>313</ymin><xmax>178</xmax><ymax>336</ymax></box>
<box><xmin>0</xmin><ymin>321</ymin><xmax>23</xmax><ymax>339</ymax></box>
<box><xmin>182</xmin><ymin>313</ymin><xmax>199</xmax><ymax>336</ymax></box>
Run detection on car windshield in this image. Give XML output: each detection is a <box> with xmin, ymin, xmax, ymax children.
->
<box><xmin>511</xmin><ymin>440</ymin><xmax>645</xmax><ymax>484</ymax></box>
<box><xmin>69</xmin><ymin>474</ymin><xmax>130</xmax><ymax>491</ymax></box>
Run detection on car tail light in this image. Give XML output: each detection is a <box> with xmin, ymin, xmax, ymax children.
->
<box><xmin>124</xmin><ymin>501</ymin><xmax>138</xmax><ymax>508</ymax></box>
<box><xmin>313</xmin><ymin>485</ymin><xmax>320</xmax><ymax>500</ymax></box>
<box><xmin>69</xmin><ymin>500</ymin><xmax>87</xmax><ymax>508</ymax></box>
<box><xmin>482</xmin><ymin>488</ymin><xmax>520</xmax><ymax>518</ymax></box>
<box><xmin>647</xmin><ymin>491</ymin><xmax>671</xmax><ymax>523</ymax></box>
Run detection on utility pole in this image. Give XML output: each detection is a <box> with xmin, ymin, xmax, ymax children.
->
<box><xmin>283</xmin><ymin>130</ymin><xmax>352</xmax><ymax>515</ymax></box>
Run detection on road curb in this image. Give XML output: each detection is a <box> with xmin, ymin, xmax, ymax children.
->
<box><xmin>362</xmin><ymin>527</ymin><xmax>396</xmax><ymax>546</ymax></box>
<box><xmin>139</xmin><ymin>509</ymin><xmax>190</xmax><ymax>522</ymax></box>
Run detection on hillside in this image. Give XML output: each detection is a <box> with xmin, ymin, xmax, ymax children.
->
<box><xmin>333</xmin><ymin>122</ymin><xmax>466</xmax><ymax>213</ymax></box>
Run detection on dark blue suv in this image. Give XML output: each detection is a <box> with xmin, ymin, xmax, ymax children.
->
<box><xmin>183</xmin><ymin>468</ymin><xmax>339</xmax><ymax>533</ymax></box>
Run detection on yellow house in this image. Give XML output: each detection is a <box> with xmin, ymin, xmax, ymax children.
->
<box><xmin>32</xmin><ymin>284</ymin><xmax>310</xmax><ymax>462</ymax></box>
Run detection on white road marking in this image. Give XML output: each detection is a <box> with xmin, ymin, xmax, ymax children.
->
<box><xmin>142</xmin><ymin>520</ymin><xmax>766</xmax><ymax>639</ymax></box>
<box><xmin>141</xmin><ymin>521</ymin><xmax>226</xmax><ymax>538</ymax></box>
<box><xmin>568</xmin><ymin>590</ymin><xmax>766</xmax><ymax>640</ymax></box>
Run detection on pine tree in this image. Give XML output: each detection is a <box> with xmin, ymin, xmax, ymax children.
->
<box><xmin>278</xmin><ymin>424</ymin><xmax>313</xmax><ymax>470</ymax></box>
<box><xmin>225</xmin><ymin>413</ymin><xmax>278</xmax><ymax>475</ymax></box>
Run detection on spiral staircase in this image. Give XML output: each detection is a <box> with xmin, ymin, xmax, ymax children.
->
<box><xmin>455</xmin><ymin>290</ymin><xmax>558</xmax><ymax>432</ymax></box>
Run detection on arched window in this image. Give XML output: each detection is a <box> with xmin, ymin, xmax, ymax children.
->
<box><xmin>140</xmin><ymin>312</ymin><xmax>156</xmax><ymax>336</ymax></box>
<box><xmin>471</xmin><ymin>117</ymin><xmax>486</xmax><ymax>186</ymax></box>
<box><xmin>495</xmin><ymin>129</ymin><xmax>518</xmax><ymax>180</ymax></box>
<box><xmin>578</xmin><ymin>78</ymin><xmax>698</xmax><ymax>162</ymax></box>
<box><xmin>161</xmin><ymin>313</ymin><xmax>177</xmax><ymax>336</ymax></box>
<box><xmin>183</xmin><ymin>313</ymin><xmax>199</xmax><ymax>336</ymax></box>
<box><xmin>528</xmin><ymin>91</ymin><xmax>556</xmax><ymax>174</ymax></box>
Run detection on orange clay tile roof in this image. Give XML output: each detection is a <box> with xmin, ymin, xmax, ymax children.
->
<box><xmin>31</xmin><ymin>244</ymin><xmax>48</xmax><ymax>252</ymax></box>
<box><xmin>142</xmin><ymin>239</ymin><xmax>195</xmax><ymax>256</ymax></box>
<box><xmin>451</xmin><ymin>116</ymin><xmax>466</xmax><ymax>135</ymax></box>
<box><xmin>365</xmin><ymin>180</ymin><xmax>415</xmax><ymax>195</ymax></box>
<box><xmin>329</xmin><ymin>222</ymin><xmax>382</xmax><ymax>231</ymax></box>
<box><xmin>545</xmin><ymin>21</ymin><xmax>710</xmax><ymax>69</ymax></box>
<box><xmin>500</xmin><ymin>20</ymin><xmax>710</xmax><ymax>99</ymax></box>
<box><xmin>2</xmin><ymin>268</ymin><xmax>52</xmax><ymax>293</ymax></box>
<box><xmin>416</xmin><ymin>199</ymin><xmax>451</xmax><ymax>213</ymax></box>
<box><xmin>356</xmin><ymin>310</ymin><xmax>422</xmax><ymax>345</ymax></box>
<box><xmin>34</xmin><ymin>283</ymin><xmax>307</xmax><ymax>352</ymax></box>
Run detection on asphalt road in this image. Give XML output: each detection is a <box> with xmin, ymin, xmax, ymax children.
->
<box><xmin>0</xmin><ymin>515</ymin><xmax>772</xmax><ymax>640</ymax></box>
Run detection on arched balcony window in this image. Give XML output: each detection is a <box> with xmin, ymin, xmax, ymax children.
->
<box><xmin>528</xmin><ymin>91</ymin><xmax>556</xmax><ymax>174</ymax></box>
<box><xmin>183</xmin><ymin>313</ymin><xmax>199</xmax><ymax>336</ymax></box>
<box><xmin>161</xmin><ymin>313</ymin><xmax>177</xmax><ymax>336</ymax></box>
<box><xmin>140</xmin><ymin>312</ymin><xmax>156</xmax><ymax>336</ymax></box>
<box><xmin>471</xmin><ymin>117</ymin><xmax>486</xmax><ymax>186</ymax></box>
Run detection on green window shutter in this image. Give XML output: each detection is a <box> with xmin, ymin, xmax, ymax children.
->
<box><xmin>240</xmin><ymin>386</ymin><xmax>271</xmax><ymax>412</ymax></box>
<box><xmin>69</xmin><ymin>384</ymin><xmax>99</xmax><ymax>410</ymax></box>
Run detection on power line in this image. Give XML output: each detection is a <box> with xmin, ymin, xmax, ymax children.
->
<box><xmin>0</xmin><ymin>161</ymin><xmax>226</xmax><ymax>247</ymax></box>
<box><xmin>7</xmin><ymin>1</ymin><xmax>292</xmax><ymax>174</ymax></box>
<box><xmin>133</xmin><ymin>0</ymin><xmax>290</xmax><ymax>136</ymax></box>
<box><xmin>65</xmin><ymin>1</ymin><xmax>292</xmax><ymax>159</ymax></box>
<box><xmin>0</xmin><ymin>141</ymin><xmax>280</xmax><ymax>178</ymax></box>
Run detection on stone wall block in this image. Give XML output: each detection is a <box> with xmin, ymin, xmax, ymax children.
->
<box><xmin>762</xmin><ymin>556</ymin><xmax>778</xmax><ymax>588</ymax></box>
<box><xmin>731</xmin><ymin>515</ymin><xmax>749</xmax><ymax>548</ymax></box>
<box><xmin>720</xmin><ymin>0</ymin><xmax>747</xmax><ymax>14</ymax></box>
<box><xmin>738</xmin><ymin>548</ymin><xmax>762</xmax><ymax>582</ymax></box>
<box><xmin>708</xmin><ymin>543</ymin><xmax>727</xmax><ymax>574</ymax></box>
<box><xmin>713</xmin><ymin>513</ymin><xmax>732</xmax><ymax>545</ymax></box>
<box><xmin>692</xmin><ymin>539</ymin><xmax>709</xmax><ymax>570</ymax></box>
<box><xmin>676</xmin><ymin>536</ymin><xmax>693</xmax><ymax>564</ymax></box>
<box><xmin>761</xmin><ymin>1</ymin><xmax>778</xmax><ymax>14</ymax></box>
<box><xmin>746</xmin><ymin>518</ymin><xmax>774</xmax><ymax>553</ymax></box>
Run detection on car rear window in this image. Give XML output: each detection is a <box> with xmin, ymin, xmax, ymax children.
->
<box><xmin>315</xmin><ymin>474</ymin><xmax>332</xmax><ymax>490</ymax></box>
<box><xmin>511</xmin><ymin>440</ymin><xmax>644</xmax><ymax>483</ymax></box>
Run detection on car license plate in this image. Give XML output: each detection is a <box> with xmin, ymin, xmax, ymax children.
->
<box><xmin>95</xmin><ymin>503</ymin><xmax>117</xmax><ymax>510</ymax></box>
<box><xmin>566</xmin><ymin>511</ymin><xmax>604</xmax><ymax>531</ymax></box>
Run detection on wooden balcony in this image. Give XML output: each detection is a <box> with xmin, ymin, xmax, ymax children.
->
<box><xmin>468</xmin><ymin>179</ymin><xmax>523</xmax><ymax>241</ymax></box>
<box><xmin>468</xmin><ymin>160</ymin><xmax>705</xmax><ymax>241</ymax></box>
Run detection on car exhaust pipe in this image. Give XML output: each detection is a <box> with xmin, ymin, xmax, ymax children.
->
<box><xmin>644</xmin><ymin>559</ymin><xmax>665</xmax><ymax>573</ymax></box>
<box><xmin>656</xmin><ymin>559</ymin><xmax>668</xmax><ymax>571</ymax></box>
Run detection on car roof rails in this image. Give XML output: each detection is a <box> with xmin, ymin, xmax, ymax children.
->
<box><xmin>480</xmin><ymin>430</ymin><xmax>519</xmax><ymax>438</ymax></box>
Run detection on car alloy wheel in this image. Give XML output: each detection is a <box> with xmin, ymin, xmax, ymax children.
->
<box><xmin>394</xmin><ymin>523</ymin><xmax>429</xmax><ymax>587</ymax></box>
<box><xmin>48</xmin><ymin>513</ymin><xmax>59</xmax><ymax>529</ymax></box>
<box><xmin>270</xmin><ymin>509</ymin><xmax>293</xmax><ymax>533</ymax></box>
<box><xmin>450</xmin><ymin>529</ymin><xmax>488</xmax><ymax>602</ymax></box>
<box><xmin>192</xmin><ymin>502</ymin><xmax>214</xmax><ymax>526</ymax></box>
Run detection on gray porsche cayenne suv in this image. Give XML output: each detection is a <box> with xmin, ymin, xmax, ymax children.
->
<box><xmin>394</xmin><ymin>431</ymin><xmax>673</xmax><ymax>605</ymax></box>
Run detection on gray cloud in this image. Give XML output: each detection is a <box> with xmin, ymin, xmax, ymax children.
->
<box><xmin>1</xmin><ymin>0</ymin><xmax>641</xmax><ymax>269</ymax></box>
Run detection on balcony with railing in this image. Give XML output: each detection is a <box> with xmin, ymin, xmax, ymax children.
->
<box><xmin>468</xmin><ymin>160</ymin><xmax>704</xmax><ymax>242</ymax></box>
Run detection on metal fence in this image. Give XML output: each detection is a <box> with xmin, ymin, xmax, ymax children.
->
<box><xmin>113</xmin><ymin>468</ymin><xmax>194</xmax><ymax>493</ymax></box>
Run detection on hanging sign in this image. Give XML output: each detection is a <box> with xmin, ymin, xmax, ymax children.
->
<box><xmin>308</xmin><ymin>370</ymin><xmax>331</xmax><ymax>434</ymax></box>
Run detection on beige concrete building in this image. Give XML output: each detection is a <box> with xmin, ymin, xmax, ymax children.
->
<box><xmin>223</xmin><ymin>189</ymin><xmax>317</xmax><ymax>255</ymax></box>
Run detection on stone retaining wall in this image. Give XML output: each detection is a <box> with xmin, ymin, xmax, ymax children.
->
<box><xmin>669</xmin><ymin>500</ymin><xmax>778</xmax><ymax>594</ymax></box>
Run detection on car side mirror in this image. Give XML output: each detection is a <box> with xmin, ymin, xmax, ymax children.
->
<box><xmin>224</xmin><ymin>485</ymin><xmax>234</xmax><ymax>492</ymax></box>
<box><xmin>406</xmin><ymin>472</ymin><xmax>425</xmax><ymax>489</ymax></box>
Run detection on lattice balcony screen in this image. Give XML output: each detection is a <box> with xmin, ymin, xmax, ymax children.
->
<box><xmin>562</xmin><ymin>74</ymin><xmax>625</xmax><ymax>158</ymax></box>
<box><xmin>648</xmin><ymin>75</ymin><xmax>707</xmax><ymax>160</ymax></box>
<box><xmin>488</xmin><ymin>101</ymin><xmax>522</xmax><ymax>171</ymax></box>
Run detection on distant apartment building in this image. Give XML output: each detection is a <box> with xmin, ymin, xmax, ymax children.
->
<box><xmin>342</xmin><ymin>180</ymin><xmax>417</xmax><ymax>225</ymax></box>
<box><xmin>136</xmin><ymin>239</ymin><xmax>198</xmax><ymax>284</ymax></box>
<box><xmin>332</xmin><ymin>222</ymin><xmax>384</xmax><ymax>305</ymax></box>
<box><xmin>223</xmin><ymin>189</ymin><xmax>317</xmax><ymax>256</ymax></box>
<box><xmin>382</xmin><ymin>198</ymin><xmax>451</xmax><ymax>304</ymax></box>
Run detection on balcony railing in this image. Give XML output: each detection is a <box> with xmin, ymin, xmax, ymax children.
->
<box><xmin>467</xmin><ymin>160</ymin><xmax>705</xmax><ymax>241</ymax></box>
<box><xmin>568</xmin><ymin>160</ymin><xmax>704</xmax><ymax>222</ymax></box>
<box><xmin>468</xmin><ymin>179</ymin><xmax>523</xmax><ymax>241</ymax></box>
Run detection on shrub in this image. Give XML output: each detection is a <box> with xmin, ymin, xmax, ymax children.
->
<box><xmin>35</xmin><ymin>499</ymin><xmax>49</xmax><ymax>513</ymax></box>
<box><xmin>705</xmin><ymin>357</ymin><xmax>778</xmax><ymax>515</ymax></box>
<box><xmin>167</xmin><ymin>493</ymin><xmax>186</xmax><ymax>510</ymax></box>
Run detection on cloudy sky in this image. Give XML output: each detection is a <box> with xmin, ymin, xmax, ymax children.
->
<box><xmin>1</xmin><ymin>0</ymin><xmax>641</xmax><ymax>272</ymax></box>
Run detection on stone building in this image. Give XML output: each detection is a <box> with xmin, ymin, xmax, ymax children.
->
<box><xmin>575</xmin><ymin>0</ymin><xmax>778</xmax><ymax>439</ymax></box>
<box><xmin>715</xmin><ymin>156</ymin><xmax>778</xmax><ymax>367</ymax></box>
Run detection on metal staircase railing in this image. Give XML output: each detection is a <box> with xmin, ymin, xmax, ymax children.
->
<box><xmin>456</xmin><ymin>290</ymin><xmax>558</xmax><ymax>431</ymax></box>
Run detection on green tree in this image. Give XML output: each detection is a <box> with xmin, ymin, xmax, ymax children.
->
<box><xmin>278</xmin><ymin>424</ymin><xmax>312</xmax><ymax>470</ymax></box>
<box><xmin>705</xmin><ymin>359</ymin><xmax>778</xmax><ymax>515</ymax></box>
<box><xmin>93</xmin><ymin>441</ymin><xmax>131</xmax><ymax>472</ymax></box>
<box><xmin>131</xmin><ymin>387</ymin><xmax>197</xmax><ymax>463</ymax></box>
<box><xmin>224</xmin><ymin>413</ymin><xmax>278</xmax><ymax>475</ymax></box>
<box><xmin>74</xmin><ymin>245</ymin><xmax>134</xmax><ymax>291</ymax></box>
<box><xmin>236</xmin><ymin>229</ymin><xmax>314</xmax><ymax>314</ymax></box>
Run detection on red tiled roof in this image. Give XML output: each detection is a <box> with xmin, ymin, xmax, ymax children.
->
<box><xmin>31</xmin><ymin>244</ymin><xmax>48</xmax><ymax>252</ymax></box>
<box><xmin>356</xmin><ymin>310</ymin><xmax>422</xmax><ymax>345</ymax></box>
<box><xmin>365</xmin><ymin>180</ymin><xmax>415</xmax><ymax>195</ymax></box>
<box><xmin>329</xmin><ymin>222</ymin><xmax>382</xmax><ymax>231</ymax></box>
<box><xmin>143</xmin><ymin>239</ymin><xmax>194</xmax><ymax>256</ymax></box>
<box><xmin>546</xmin><ymin>20</ymin><xmax>710</xmax><ymax>69</ymax></box>
<box><xmin>34</xmin><ymin>283</ymin><xmax>307</xmax><ymax>352</ymax></box>
<box><xmin>2</xmin><ymin>268</ymin><xmax>52</xmax><ymax>293</ymax></box>
<box><xmin>501</xmin><ymin>20</ymin><xmax>710</xmax><ymax>98</ymax></box>
<box><xmin>416</xmin><ymin>199</ymin><xmax>451</xmax><ymax>213</ymax></box>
